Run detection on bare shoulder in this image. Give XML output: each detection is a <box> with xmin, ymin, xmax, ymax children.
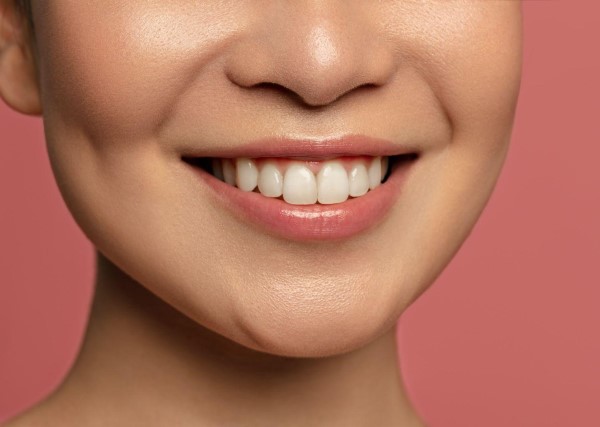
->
<box><xmin>2</xmin><ymin>394</ymin><xmax>76</xmax><ymax>427</ymax></box>
<box><xmin>3</xmin><ymin>405</ymin><xmax>50</xmax><ymax>427</ymax></box>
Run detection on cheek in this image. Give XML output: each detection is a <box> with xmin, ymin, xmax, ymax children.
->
<box><xmin>430</xmin><ymin>4</ymin><xmax>522</xmax><ymax>145</ymax></box>
<box><xmin>383</xmin><ymin>2</ymin><xmax>522</xmax><ymax>145</ymax></box>
<box><xmin>372</xmin><ymin>4</ymin><xmax>523</xmax><ymax>304</ymax></box>
<box><xmin>35</xmin><ymin>1</ymin><xmax>245</xmax><ymax>140</ymax></box>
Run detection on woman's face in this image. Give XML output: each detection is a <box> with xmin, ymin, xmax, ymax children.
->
<box><xmin>23</xmin><ymin>1</ymin><xmax>521</xmax><ymax>356</ymax></box>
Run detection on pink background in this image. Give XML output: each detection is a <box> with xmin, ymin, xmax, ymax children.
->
<box><xmin>1</xmin><ymin>3</ymin><xmax>599</xmax><ymax>426</ymax></box>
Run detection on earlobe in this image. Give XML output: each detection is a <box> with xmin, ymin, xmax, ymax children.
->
<box><xmin>0</xmin><ymin>1</ymin><xmax>42</xmax><ymax>115</ymax></box>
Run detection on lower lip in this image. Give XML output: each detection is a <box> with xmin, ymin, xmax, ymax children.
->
<box><xmin>186</xmin><ymin>158</ymin><xmax>414</xmax><ymax>241</ymax></box>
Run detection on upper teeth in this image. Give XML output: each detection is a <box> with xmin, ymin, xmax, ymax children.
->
<box><xmin>211</xmin><ymin>156</ymin><xmax>389</xmax><ymax>205</ymax></box>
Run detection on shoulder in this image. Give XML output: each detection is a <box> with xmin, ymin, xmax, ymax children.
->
<box><xmin>2</xmin><ymin>393</ymin><xmax>78</xmax><ymax>427</ymax></box>
<box><xmin>3</xmin><ymin>406</ymin><xmax>48</xmax><ymax>427</ymax></box>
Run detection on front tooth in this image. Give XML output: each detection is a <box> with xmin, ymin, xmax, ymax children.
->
<box><xmin>348</xmin><ymin>163</ymin><xmax>369</xmax><ymax>197</ymax></box>
<box><xmin>368</xmin><ymin>156</ymin><xmax>382</xmax><ymax>190</ymax></box>
<box><xmin>223</xmin><ymin>160</ymin><xmax>236</xmax><ymax>186</ymax></box>
<box><xmin>317</xmin><ymin>161</ymin><xmax>349</xmax><ymax>204</ymax></box>
<box><xmin>283</xmin><ymin>163</ymin><xmax>318</xmax><ymax>205</ymax></box>
<box><xmin>258</xmin><ymin>162</ymin><xmax>283</xmax><ymax>197</ymax></box>
<box><xmin>236</xmin><ymin>158</ymin><xmax>258</xmax><ymax>191</ymax></box>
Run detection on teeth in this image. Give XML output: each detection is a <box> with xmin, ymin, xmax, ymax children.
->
<box><xmin>317</xmin><ymin>161</ymin><xmax>349</xmax><ymax>204</ymax></box>
<box><xmin>236</xmin><ymin>158</ymin><xmax>258</xmax><ymax>192</ymax></box>
<box><xmin>212</xmin><ymin>159</ymin><xmax>225</xmax><ymax>182</ymax></box>
<box><xmin>223</xmin><ymin>160</ymin><xmax>236</xmax><ymax>186</ymax></box>
<box><xmin>348</xmin><ymin>163</ymin><xmax>369</xmax><ymax>197</ymax></box>
<box><xmin>368</xmin><ymin>156</ymin><xmax>382</xmax><ymax>190</ymax></box>
<box><xmin>283</xmin><ymin>163</ymin><xmax>318</xmax><ymax>205</ymax></box>
<box><xmin>258</xmin><ymin>162</ymin><xmax>283</xmax><ymax>197</ymax></box>
<box><xmin>381</xmin><ymin>156</ymin><xmax>389</xmax><ymax>181</ymax></box>
<box><xmin>211</xmin><ymin>156</ymin><xmax>391</xmax><ymax>205</ymax></box>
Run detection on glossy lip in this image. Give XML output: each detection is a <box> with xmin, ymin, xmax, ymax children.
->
<box><xmin>179</xmin><ymin>134</ymin><xmax>420</xmax><ymax>159</ymax></box>
<box><xmin>182</xmin><ymin>135</ymin><xmax>418</xmax><ymax>241</ymax></box>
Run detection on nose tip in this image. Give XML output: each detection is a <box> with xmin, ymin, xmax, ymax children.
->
<box><xmin>225</xmin><ymin>8</ymin><xmax>396</xmax><ymax>107</ymax></box>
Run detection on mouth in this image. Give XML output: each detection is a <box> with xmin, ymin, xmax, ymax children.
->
<box><xmin>181</xmin><ymin>154</ymin><xmax>414</xmax><ymax>205</ymax></box>
<box><xmin>180</xmin><ymin>136</ymin><xmax>419</xmax><ymax>241</ymax></box>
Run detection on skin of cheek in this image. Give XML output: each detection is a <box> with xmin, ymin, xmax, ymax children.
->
<box><xmin>374</xmin><ymin>2</ymin><xmax>522</xmax><ymax>302</ymax></box>
<box><xmin>33</xmin><ymin>1</ymin><xmax>521</xmax><ymax>357</ymax></box>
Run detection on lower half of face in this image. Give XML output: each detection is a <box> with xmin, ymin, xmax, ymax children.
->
<box><xmin>33</xmin><ymin>1</ymin><xmax>522</xmax><ymax>357</ymax></box>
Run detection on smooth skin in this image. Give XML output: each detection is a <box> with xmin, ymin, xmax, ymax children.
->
<box><xmin>0</xmin><ymin>1</ymin><xmax>522</xmax><ymax>426</ymax></box>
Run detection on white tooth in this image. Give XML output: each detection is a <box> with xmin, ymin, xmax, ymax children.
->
<box><xmin>381</xmin><ymin>156</ymin><xmax>389</xmax><ymax>181</ymax></box>
<box><xmin>236</xmin><ymin>158</ymin><xmax>258</xmax><ymax>191</ymax></box>
<box><xmin>212</xmin><ymin>159</ymin><xmax>225</xmax><ymax>181</ymax></box>
<box><xmin>368</xmin><ymin>156</ymin><xmax>382</xmax><ymax>190</ymax></box>
<box><xmin>283</xmin><ymin>163</ymin><xmax>317</xmax><ymax>205</ymax></box>
<box><xmin>258</xmin><ymin>162</ymin><xmax>283</xmax><ymax>197</ymax></box>
<box><xmin>348</xmin><ymin>163</ymin><xmax>369</xmax><ymax>197</ymax></box>
<box><xmin>317</xmin><ymin>161</ymin><xmax>349</xmax><ymax>204</ymax></box>
<box><xmin>223</xmin><ymin>159</ymin><xmax>236</xmax><ymax>186</ymax></box>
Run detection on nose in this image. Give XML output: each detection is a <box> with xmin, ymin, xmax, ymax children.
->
<box><xmin>224</xmin><ymin>2</ymin><xmax>397</xmax><ymax>107</ymax></box>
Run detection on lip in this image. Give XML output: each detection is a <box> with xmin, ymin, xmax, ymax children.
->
<box><xmin>182</xmin><ymin>135</ymin><xmax>418</xmax><ymax>241</ymax></box>
<box><xmin>179</xmin><ymin>134</ymin><xmax>419</xmax><ymax>159</ymax></box>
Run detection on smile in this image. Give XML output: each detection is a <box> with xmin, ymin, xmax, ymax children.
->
<box><xmin>181</xmin><ymin>135</ymin><xmax>419</xmax><ymax>240</ymax></box>
<box><xmin>184</xmin><ymin>155</ymin><xmax>394</xmax><ymax>205</ymax></box>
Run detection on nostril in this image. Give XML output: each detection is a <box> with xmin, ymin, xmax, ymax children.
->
<box><xmin>252</xmin><ymin>81</ymin><xmax>367</xmax><ymax>109</ymax></box>
<box><xmin>251</xmin><ymin>78</ymin><xmax>383</xmax><ymax>108</ymax></box>
<box><xmin>253</xmin><ymin>82</ymin><xmax>285</xmax><ymax>91</ymax></box>
<box><xmin>251</xmin><ymin>81</ymin><xmax>314</xmax><ymax>107</ymax></box>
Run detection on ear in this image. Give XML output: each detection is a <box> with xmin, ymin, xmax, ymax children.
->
<box><xmin>0</xmin><ymin>0</ymin><xmax>41</xmax><ymax>115</ymax></box>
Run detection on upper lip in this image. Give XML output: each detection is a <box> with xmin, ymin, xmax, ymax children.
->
<box><xmin>180</xmin><ymin>134</ymin><xmax>420</xmax><ymax>159</ymax></box>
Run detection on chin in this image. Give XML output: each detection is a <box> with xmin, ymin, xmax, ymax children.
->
<box><xmin>213</xmin><ymin>275</ymin><xmax>406</xmax><ymax>359</ymax></box>
<box><xmin>233</xmin><ymin>311</ymin><xmax>396</xmax><ymax>359</ymax></box>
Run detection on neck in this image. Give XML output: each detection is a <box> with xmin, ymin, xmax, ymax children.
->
<box><xmin>45</xmin><ymin>252</ymin><xmax>423</xmax><ymax>427</ymax></box>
